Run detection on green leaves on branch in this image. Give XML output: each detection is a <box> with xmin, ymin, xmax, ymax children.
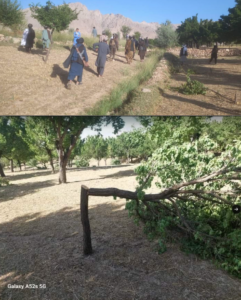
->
<box><xmin>156</xmin><ymin>20</ymin><xmax>178</xmax><ymax>48</ymax></box>
<box><xmin>179</xmin><ymin>73</ymin><xmax>207</xmax><ymax>95</ymax></box>
<box><xmin>126</xmin><ymin>134</ymin><xmax>241</xmax><ymax>278</ymax></box>
<box><xmin>29</xmin><ymin>1</ymin><xmax>79</xmax><ymax>32</ymax></box>
<box><xmin>0</xmin><ymin>0</ymin><xmax>25</xmax><ymax>28</ymax></box>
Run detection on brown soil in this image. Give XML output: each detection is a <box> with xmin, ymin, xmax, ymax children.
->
<box><xmin>1</xmin><ymin>165</ymin><xmax>241</xmax><ymax>300</ymax></box>
<box><xmin>0</xmin><ymin>45</ymin><xmax>138</xmax><ymax>115</ymax></box>
<box><xmin>153</xmin><ymin>53</ymin><xmax>241</xmax><ymax>115</ymax></box>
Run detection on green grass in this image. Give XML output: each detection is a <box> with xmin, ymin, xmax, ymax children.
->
<box><xmin>87</xmin><ymin>50</ymin><xmax>164</xmax><ymax>115</ymax></box>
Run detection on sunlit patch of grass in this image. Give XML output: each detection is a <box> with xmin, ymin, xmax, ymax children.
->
<box><xmin>87</xmin><ymin>50</ymin><xmax>163</xmax><ymax>115</ymax></box>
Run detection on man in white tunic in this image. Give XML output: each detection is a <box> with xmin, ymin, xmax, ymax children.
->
<box><xmin>21</xmin><ymin>26</ymin><xmax>29</xmax><ymax>46</ymax></box>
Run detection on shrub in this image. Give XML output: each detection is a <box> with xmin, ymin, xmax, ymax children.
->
<box><xmin>112</xmin><ymin>159</ymin><xmax>121</xmax><ymax>165</ymax></box>
<box><xmin>75</xmin><ymin>157</ymin><xmax>89</xmax><ymax>168</ymax></box>
<box><xmin>180</xmin><ymin>73</ymin><xmax>207</xmax><ymax>95</ymax></box>
<box><xmin>36</xmin><ymin>39</ymin><xmax>43</xmax><ymax>48</ymax></box>
<box><xmin>102</xmin><ymin>29</ymin><xmax>112</xmax><ymax>38</ymax></box>
<box><xmin>0</xmin><ymin>177</ymin><xmax>9</xmax><ymax>186</ymax></box>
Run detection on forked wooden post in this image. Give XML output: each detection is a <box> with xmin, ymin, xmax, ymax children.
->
<box><xmin>81</xmin><ymin>185</ymin><xmax>92</xmax><ymax>255</ymax></box>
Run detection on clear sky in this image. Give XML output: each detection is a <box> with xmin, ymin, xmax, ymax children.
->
<box><xmin>21</xmin><ymin>0</ymin><xmax>236</xmax><ymax>24</ymax></box>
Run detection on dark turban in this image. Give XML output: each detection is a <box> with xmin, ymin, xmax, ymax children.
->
<box><xmin>77</xmin><ymin>38</ymin><xmax>84</xmax><ymax>44</ymax></box>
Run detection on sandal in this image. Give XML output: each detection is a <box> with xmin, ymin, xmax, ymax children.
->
<box><xmin>67</xmin><ymin>82</ymin><xmax>71</xmax><ymax>90</ymax></box>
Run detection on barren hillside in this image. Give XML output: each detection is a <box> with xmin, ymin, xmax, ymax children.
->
<box><xmin>23</xmin><ymin>2</ymin><xmax>179</xmax><ymax>38</ymax></box>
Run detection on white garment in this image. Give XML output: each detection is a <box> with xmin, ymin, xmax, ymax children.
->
<box><xmin>21</xmin><ymin>28</ymin><xmax>29</xmax><ymax>46</ymax></box>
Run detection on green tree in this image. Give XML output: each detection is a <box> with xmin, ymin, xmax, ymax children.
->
<box><xmin>134</xmin><ymin>31</ymin><xmax>141</xmax><ymax>40</ymax></box>
<box><xmin>156</xmin><ymin>20</ymin><xmax>178</xmax><ymax>48</ymax></box>
<box><xmin>120</xmin><ymin>25</ymin><xmax>131</xmax><ymax>38</ymax></box>
<box><xmin>177</xmin><ymin>14</ymin><xmax>201</xmax><ymax>48</ymax></box>
<box><xmin>205</xmin><ymin>117</ymin><xmax>241</xmax><ymax>151</ymax></box>
<box><xmin>82</xmin><ymin>135</ymin><xmax>108</xmax><ymax>166</ymax></box>
<box><xmin>0</xmin><ymin>117</ymin><xmax>34</xmax><ymax>176</ymax></box>
<box><xmin>0</xmin><ymin>0</ymin><xmax>24</xmax><ymax>28</ymax></box>
<box><xmin>25</xmin><ymin>117</ymin><xmax>57</xmax><ymax>173</ymax></box>
<box><xmin>33</xmin><ymin>117</ymin><xmax>124</xmax><ymax>183</ymax></box>
<box><xmin>103</xmin><ymin>28</ymin><xmax>112</xmax><ymax>38</ymax></box>
<box><xmin>219</xmin><ymin>0</ymin><xmax>241</xmax><ymax>43</ymax></box>
<box><xmin>29</xmin><ymin>1</ymin><xmax>79</xmax><ymax>35</ymax></box>
<box><xmin>140</xmin><ymin>117</ymin><xmax>209</xmax><ymax>147</ymax></box>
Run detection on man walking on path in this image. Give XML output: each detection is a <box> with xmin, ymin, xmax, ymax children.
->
<box><xmin>63</xmin><ymin>38</ymin><xmax>89</xmax><ymax>89</ymax></box>
<box><xmin>125</xmin><ymin>36</ymin><xmax>135</xmax><ymax>64</ymax></box>
<box><xmin>93</xmin><ymin>38</ymin><xmax>110</xmax><ymax>77</ymax></box>
<box><xmin>138</xmin><ymin>38</ymin><xmax>146</xmax><ymax>62</ymax></box>
<box><xmin>109</xmin><ymin>35</ymin><xmax>118</xmax><ymax>61</ymax></box>
<box><xmin>180</xmin><ymin>45</ymin><xmax>188</xmax><ymax>65</ymax></box>
<box><xmin>209</xmin><ymin>45</ymin><xmax>218</xmax><ymax>64</ymax></box>
<box><xmin>42</xmin><ymin>26</ymin><xmax>51</xmax><ymax>52</ymax></box>
<box><xmin>92</xmin><ymin>27</ymin><xmax>97</xmax><ymax>37</ymax></box>
<box><xmin>25</xmin><ymin>24</ymin><xmax>35</xmax><ymax>53</ymax></box>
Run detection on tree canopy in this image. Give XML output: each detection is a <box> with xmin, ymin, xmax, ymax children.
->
<box><xmin>120</xmin><ymin>25</ymin><xmax>131</xmax><ymax>38</ymax></box>
<box><xmin>0</xmin><ymin>0</ymin><xmax>25</xmax><ymax>28</ymax></box>
<box><xmin>156</xmin><ymin>20</ymin><xmax>178</xmax><ymax>48</ymax></box>
<box><xmin>29</xmin><ymin>1</ymin><xmax>79</xmax><ymax>32</ymax></box>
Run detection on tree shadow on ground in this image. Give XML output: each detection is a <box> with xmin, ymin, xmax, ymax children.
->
<box><xmin>160</xmin><ymin>91</ymin><xmax>241</xmax><ymax>115</ymax></box>
<box><xmin>164</xmin><ymin>52</ymin><xmax>241</xmax><ymax>90</ymax></box>
<box><xmin>6</xmin><ymin>170</ymin><xmax>52</xmax><ymax>182</ymax></box>
<box><xmin>1</xmin><ymin>201</ymin><xmax>241</xmax><ymax>300</ymax></box>
<box><xmin>108</xmin><ymin>57</ymin><xmax>126</xmax><ymax>64</ymax></box>
<box><xmin>100</xmin><ymin>169</ymin><xmax>136</xmax><ymax>179</ymax></box>
<box><xmin>0</xmin><ymin>179</ymin><xmax>56</xmax><ymax>202</ymax></box>
<box><xmin>51</xmin><ymin>64</ymin><xmax>69</xmax><ymax>86</ymax></box>
<box><xmin>17</xmin><ymin>46</ymin><xmax>44</xmax><ymax>56</ymax></box>
<box><xmin>67</xmin><ymin>165</ymin><xmax>132</xmax><ymax>173</ymax></box>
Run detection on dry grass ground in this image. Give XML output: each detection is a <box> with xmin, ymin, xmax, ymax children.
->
<box><xmin>1</xmin><ymin>165</ymin><xmax>241</xmax><ymax>300</ymax></box>
<box><xmin>0</xmin><ymin>44</ymin><xmax>139</xmax><ymax>115</ymax></box>
<box><xmin>119</xmin><ymin>52</ymin><xmax>241</xmax><ymax>115</ymax></box>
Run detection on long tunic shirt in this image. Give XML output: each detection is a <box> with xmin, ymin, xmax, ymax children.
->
<box><xmin>42</xmin><ymin>29</ymin><xmax>51</xmax><ymax>48</ymax></box>
<box><xmin>92</xmin><ymin>28</ymin><xmax>97</xmax><ymax>37</ymax></box>
<box><xmin>73</xmin><ymin>31</ymin><xmax>81</xmax><ymax>45</ymax></box>
<box><xmin>21</xmin><ymin>28</ymin><xmax>29</xmax><ymax>46</ymax></box>
<box><xmin>93</xmin><ymin>42</ymin><xmax>110</xmax><ymax>67</ymax></box>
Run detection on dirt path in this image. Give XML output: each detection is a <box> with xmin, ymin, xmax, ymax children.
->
<box><xmin>0</xmin><ymin>45</ymin><xmax>139</xmax><ymax>115</ymax></box>
<box><xmin>1</xmin><ymin>166</ymin><xmax>241</xmax><ymax>300</ymax></box>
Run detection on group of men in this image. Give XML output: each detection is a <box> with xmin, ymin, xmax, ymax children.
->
<box><xmin>20</xmin><ymin>24</ymin><xmax>36</xmax><ymax>53</ymax></box>
<box><xmin>64</xmin><ymin>28</ymin><xmax>150</xmax><ymax>88</ymax></box>
<box><xmin>125</xmin><ymin>36</ymin><xmax>149</xmax><ymax>64</ymax></box>
<box><xmin>21</xmin><ymin>24</ymin><xmax>52</xmax><ymax>53</ymax></box>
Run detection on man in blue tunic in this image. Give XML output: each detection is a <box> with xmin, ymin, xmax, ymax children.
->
<box><xmin>93</xmin><ymin>38</ymin><xmax>110</xmax><ymax>77</ymax></box>
<box><xmin>63</xmin><ymin>38</ymin><xmax>89</xmax><ymax>89</ymax></box>
<box><xmin>73</xmin><ymin>28</ymin><xmax>81</xmax><ymax>45</ymax></box>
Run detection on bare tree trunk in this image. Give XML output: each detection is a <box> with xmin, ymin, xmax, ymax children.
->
<box><xmin>58</xmin><ymin>153</ymin><xmax>67</xmax><ymax>184</ymax></box>
<box><xmin>10</xmin><ymin>159</ymin><xmax>14</xmax><ymax>172</ymax></box>
<box><xmin>81</xmin><ymin>185</ymin><xmax>92</xmax><ymax>255</ymax></box>
<box><xmin>0</xmin><ymin>163</ymin><xmax>5</xmax><ymax>177</ymax></box>
<box><xmin>17</xmin><ymin>160</ymin><xmax>21</xmax><ymax>171</ymax></box>
<box><xmin>98</xmin><ymin>160</ymin><xmax>100</xmax><ymax>167</ymax></box>
<box><xmin>46</xmin><ymin>148</ymin><xmax>55</xmax><ymax>173</ymax></box>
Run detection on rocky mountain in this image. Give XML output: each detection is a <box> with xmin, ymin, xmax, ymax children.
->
<box><xmin>23</xmin><ymin>2</ymin><xmax>179</xmax><ymax>38</ymax></box>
